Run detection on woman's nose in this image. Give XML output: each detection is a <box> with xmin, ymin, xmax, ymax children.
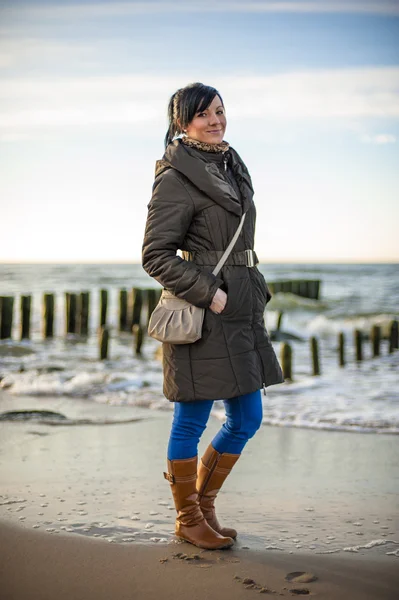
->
<box><xmin>208</xmin><ymin>113</ymin><xmax>221</xmax><ymax>125</ymax></box>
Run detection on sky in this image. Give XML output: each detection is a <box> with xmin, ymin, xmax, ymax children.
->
<box><xmin>0</xmin><ymin>0</ymin><xmax>398</xmax><ymax>263</ymax></box>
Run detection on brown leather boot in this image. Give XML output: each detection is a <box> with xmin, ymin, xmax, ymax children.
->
<box><xmin>197</xmin><ymin>444</ymin><xmax>240</xmax><ymax>539</ymax></box>
<box><xmin>163</xmin><ymin>456</ymin><xmax>234</xmax><ymax>550</ymax></box>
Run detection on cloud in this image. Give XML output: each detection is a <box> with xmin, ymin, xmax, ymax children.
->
<box><xmin>0</xmin><ymin>67</ymin><xmax>398</xmax><ymax>135</ymax></box>
<box><xmin>360</xmin><ymin>133</ymin><xmax>397</xmax><ymax>144</ymax></box>
<box><xmin>3</xmin><ymin>1</ymin><xmax>399</xmax><ymax>19</ymax></box>
<box><xmin>0</xmin><ymin>132</ymin><xmax>33</xmax><ymax>142</ymax></box>
<box><xmin>0</xmin><ymin>38</ymin><xmax>99</xmax><ymax>70</ymax></box>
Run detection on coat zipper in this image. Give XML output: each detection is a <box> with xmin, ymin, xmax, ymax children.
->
<box><xmin>223</xmin><ymin>150</ymin><xmax>265</xmax><ymax>396</ymax></box>
<box><xmin>252</xmin><ymin>327</ymin><xmax>267</xmax><ymax>396</ymax></box>
<box><xmin>249</xmin><ymin>269</ymin><xmax>267</xmax><ymax>396</ymax></box>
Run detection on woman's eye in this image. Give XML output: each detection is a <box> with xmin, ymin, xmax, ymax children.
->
<box><xmin>197</xmin><ymin>110</ymin><xmax>224</xmax><ymax>117</ymax></box>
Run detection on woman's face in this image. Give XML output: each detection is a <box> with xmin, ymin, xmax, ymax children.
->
<box><xmin>184</xmin><ymin>95</ymin><xmax>226</xmax><ymax>144</ymax></box>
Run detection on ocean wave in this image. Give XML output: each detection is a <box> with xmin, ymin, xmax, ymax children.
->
<box><xmin>1</xmin><ymin>328</ymin><xmax>398</xmax><ymax>435</ymax></box>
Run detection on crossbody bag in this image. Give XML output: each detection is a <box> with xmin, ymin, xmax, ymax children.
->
<box><xmin>148</xmin><ymin>212</ymin><xmax>247</xmax><ymax>344</ymax></box>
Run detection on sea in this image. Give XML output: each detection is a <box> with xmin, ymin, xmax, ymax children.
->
<box><xmin>0</xmin><ymin>262</ymin><xmax>398</xmax><ymax>434</ymax></box>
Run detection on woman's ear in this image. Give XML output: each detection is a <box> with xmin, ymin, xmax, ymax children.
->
<box><xmin>176</xmin><ymin>118</ymin><xmax>186</xmax><ymax>133</ymax></box>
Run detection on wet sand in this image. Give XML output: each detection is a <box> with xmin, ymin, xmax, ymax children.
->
<box><xmin>1</xmin><ymin>519</ymin><xmax>398</xmax><ymax>600</ymax></box>
<box><xmin>1</xmin><ymin>390</ymin><xmax>399</xmax><ymax>598</ymax></box>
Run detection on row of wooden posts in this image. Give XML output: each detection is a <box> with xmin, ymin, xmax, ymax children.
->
<box><xmin>98</xmin><ymin>321</ymin><xmax>399</xmax><ymax>373</ymax></box>
<box><xmin>0</xmin><ymin>288</ymin><xmax>161</xmax><ymax>341</ymax></box>
<box><xmin>269</xmin><ymin>279</ymin><xmax>320</xmax><ymax>299</ymax></box>
<box><xmin>0</xmin><ymin>279</ymin><xmax>321</xmax><ymax>342</ymax></box>
<box><xmin>97</xmin><ymin>321</ymin><xmax>399</xmax><ymax>374</ymax></box>
<box><xmin>280</xmin><ymin>322</ymin><xmax>398</xmax><ymax>380</ymax></box>
<box><xmin>1</xmin><ymin>290</ymin><xmax>397</xmax><ymax>380</ymax></box>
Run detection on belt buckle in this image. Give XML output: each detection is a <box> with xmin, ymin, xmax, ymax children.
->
<box><xmin>245</xmin><ymin>249</ymin><xmax>257</xmax><ymax>267</ymax></box>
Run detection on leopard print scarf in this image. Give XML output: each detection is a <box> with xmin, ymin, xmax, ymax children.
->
<box><xmin>181</xmin><ymin>135</ymin><xmax>229</xmax><ymax>154</ymax></box>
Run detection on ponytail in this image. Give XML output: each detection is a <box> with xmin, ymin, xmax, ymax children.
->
<box><xmin>164</xmin><ymin>92</ymin><xmax>177</xmax><ymax>148</ymax></box>
<box><xmin>164</xmin><ymin>88</ymin><xmax>184</xmax><ymax>149</ymax></box>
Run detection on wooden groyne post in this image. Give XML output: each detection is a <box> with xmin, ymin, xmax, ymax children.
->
<box><xmin>100</xmin><ymin>289</ymin><xmax>108</xmax><ymax>328</ymax></box>
<box><xmin>310</xmin><ymin>336</ymin><xmax>320</xmax><ymax>375</ymax></box>
<box><xmin>338</xmin><ymin>332</ymin><xmax>345</xmax><ymax>366</ymax></box>
<box><xmin>63</xmin><ymin>290</ymin><xmax>90</xmax><ymax>336</ymax></box>
<box><xmin>20</xmin><ymin>295</ymin><xmax>31</xmax><ymax>340</ymax></box>
<box><xmin>43</xmin><ymin>293</ymin><xmax>55</xmax><ymax>338</ymax></box>
<box><xmin>389</xmin><ymin>320</ymin><xmax>398</xmax><ymax>353</ymax></box>
<box><xmin>133</xmin><ymin>324</ymin><xmax>143</xmax><ymax>355</ymax></box>
<box><xmin>280</xmin><ymin>342</ymin><xmax>292</xmax><ymax>381</ymax></box>
<box><xmin>129</xmin><ymin>288</ymin><xmax>143</xmax><ymax>330</ymax></box>
<box><xmin>119</xmin><ymin>289</ymin><xmax>128</xmax><ymax>331</ymax></box>
<box><xmin>78</xmin><ymin>291</ymin><xmax>90</xmax><ymax>336</ymax></box>
<box><xmin>371</xmin><ymin>325</ymin><xmax>381</xmax><ymax>357</ymax></box>
<box><xmin>99</xmin><ymin>325</ymin><xmax>109</xmax><ymax>360</ymax></box>
<box><xmin>146</xmin><ymin>288</ymin><xmax>161</xmax><ymax>326</ymax></box>
<box><xmin>65</xmin><ymin>292</ymin><xmax>77</xmax><ymax>334</ymax></box>
<box><xmin>0</xmin><ymin>296</ymin><xmax>14</xmax><ymax>339</ymax></box>
<box><xmin>354</xmin><ymin>329</ymin><xmax>363</xmax><ymax>361</ymax></box>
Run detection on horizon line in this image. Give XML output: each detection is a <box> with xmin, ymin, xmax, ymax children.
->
<box><xmin>1</xmin><ymin>259</ymin><xmax>398</xmax><ymax>265</ymax></box>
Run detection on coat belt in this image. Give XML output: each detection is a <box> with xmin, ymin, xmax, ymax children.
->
<box><xmin>182</xmin><ymin>249</ymin><xmax>259</xmax><ymax>267</ymax></box>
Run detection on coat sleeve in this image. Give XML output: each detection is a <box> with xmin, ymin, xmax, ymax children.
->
<box><xmin>142</xmin><ymin>169</ymin><xmax>223</xmax><ymax>309</ymax></box>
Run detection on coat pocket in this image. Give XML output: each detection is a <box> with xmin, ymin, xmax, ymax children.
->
<box><xmin>255</xmin><ymin>268</ymin><xmax>272</xmax><ymax>305</ymax></box>
<box><xmin>220</xmin><ymin>277</ymin><xmax>252</xmax><ymax>318</ymax></box>
<box><xmin>220</xmin><ymin>291</ymin><xmax>231</xmax><ymax>315</ymax></box>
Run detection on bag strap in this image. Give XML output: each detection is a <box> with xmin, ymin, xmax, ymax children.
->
<box><xmin>212</xmin><ymin>212</ymin><xmax>247</xmax><ymax>276</ymax></box>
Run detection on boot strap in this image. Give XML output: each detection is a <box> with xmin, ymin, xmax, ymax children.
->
<box><xmin>163</xmin><ymin>472</ymin><xmax>197</xmax><ymax>484</ymax></box>
<box><xmin>213</xmin><ymin>466</ymin><xmax>232</xmax><ymax>475</ymax></box>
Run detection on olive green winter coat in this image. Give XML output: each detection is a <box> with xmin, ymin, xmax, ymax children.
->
<box><xmin>142</xmin><ymin>138</ymin><xmax>284</xmax><ymax>402</ymax></box>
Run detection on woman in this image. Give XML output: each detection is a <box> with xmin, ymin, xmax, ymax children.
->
<box><xmin>142</xmin><ymin>82</ymin><xmax>284</xmax><ymax>550</ymax></box>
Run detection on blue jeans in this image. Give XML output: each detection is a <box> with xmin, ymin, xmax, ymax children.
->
<box><xmin>167</xmin><ymin>389</ymin><xmax>263</xmax><ymax>459</ymax></box>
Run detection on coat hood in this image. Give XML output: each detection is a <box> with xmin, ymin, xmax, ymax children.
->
<box><xmin>154</xmin><ymin>139</ymin><xmax>254</xmax><ymax>217</ymax></box>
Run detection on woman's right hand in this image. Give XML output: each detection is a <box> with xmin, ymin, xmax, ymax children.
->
<box><xmin>209</xmin><ymin>288</ymin><xmax>227</xmax><ymax>314</ymax></box>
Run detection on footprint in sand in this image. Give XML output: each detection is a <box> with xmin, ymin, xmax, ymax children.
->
<box><xmin>233</xmin><ymin>576</ymin><xmax>273</xmax><ymax>594</ymax></box>
<box><xmin>285</xmin><ymin>572</ymin><xmax>318</xmax><ymax>584</ymax></box>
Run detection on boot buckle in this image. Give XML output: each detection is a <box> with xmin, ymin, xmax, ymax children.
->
<box><xmin>163</xmin><ymin>471</ymin><xmax>175</xmax><ymax>483</ymax></box>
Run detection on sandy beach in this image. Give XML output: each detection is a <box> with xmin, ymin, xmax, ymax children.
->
<box><xmin>1</xmin><ymin>389</ymin><xmax>398</xmax><ymax>599</ymax></box>
<box><xmin>2</xmin><ymin>519</ymin><xmax>398</xmax><ymax>600</ymax></box>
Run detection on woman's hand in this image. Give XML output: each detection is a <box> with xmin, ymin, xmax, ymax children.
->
<box><xmin>209</xmin><ymin>288</ymin><xmax>227</xmax><ymax>314</ymax></box>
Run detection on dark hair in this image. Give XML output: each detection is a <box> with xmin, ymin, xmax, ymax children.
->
<box><xmin>164</xmin><ymin>82</ymin><xmax>224</xmax><ymax>148</ymax></box>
